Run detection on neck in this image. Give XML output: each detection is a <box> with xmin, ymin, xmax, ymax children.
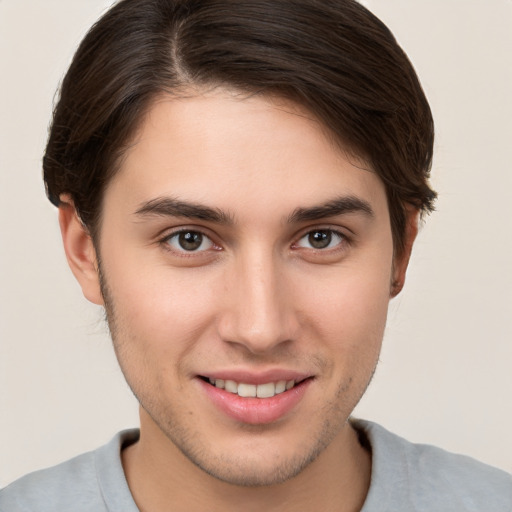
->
<box><xmin>122</xmin><ymin>409</ymin><xmax>371</xmax><ymax>512</ymax></box>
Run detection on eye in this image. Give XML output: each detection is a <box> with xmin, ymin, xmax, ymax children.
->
<box><xmin>295</xmin><ymin>229</ymin><xmax>345</xmax><ymax>250</ymax></box>
<box><xmin>164</xmin><ymin>230</ymin><xmax>214</xmax><ymax>252</ymax></box>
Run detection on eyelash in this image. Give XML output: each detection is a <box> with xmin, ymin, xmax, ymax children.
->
<box><xmin>292</xmin><ymin>228</ymin><xmax>348</xmax><ymax>252</ymax></box>
<box><xmin>160</xmin><ymin>229</ymin><xmax>220</xmax><ymax>255</ymax></box>
<box><xmin>158</xmin><ymin>227</ymin><xmax>350</xmax><ymax>256</ymax></box>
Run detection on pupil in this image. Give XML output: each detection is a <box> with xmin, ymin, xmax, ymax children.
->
<box><xmin>179</xmin><ymin>231</ymin><xmax>202</xmax><ymax>251</ymax></box>
<box><xmin>309</xmin><ymin>230</ymin><xmax>331</xmax><ymax>249</ymax></box>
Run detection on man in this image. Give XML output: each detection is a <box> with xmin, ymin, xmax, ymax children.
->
<box><xmin>1</xmin><ymin>0</ymin><xmax>510</xmax><ymax>510</ymax></box>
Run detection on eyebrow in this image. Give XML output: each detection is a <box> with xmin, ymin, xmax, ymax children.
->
<box><xmin>134</xmin><ymin>197</ymin><xmax>234</xmax><ymax>224</ymax></box>
<box><xmin>134</xmin><ymin>194</ymin><xmax>374</xmax><ymax>225</ymax></box>
<box><xmin>288</xmin><ymin>196</ymin><xmax>374</xmax><ymax>223</ymax></box>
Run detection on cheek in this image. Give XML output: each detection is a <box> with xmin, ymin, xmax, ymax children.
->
<box><xmin>104</xmin><ymin>266</ymin><xmax>221</xmax><ymax>401</ymax></box>
<box><xmin>297</xmin><ymin>260</ymin><xmax>392</xmax><ymax>355</ymax></box>
<box><xmin>103</xmin><ymin>255</ymin><xmax>219</xmax><ymax>357</ymax></box>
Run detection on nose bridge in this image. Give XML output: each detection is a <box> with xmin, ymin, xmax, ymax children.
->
<box><xmin>221</xmin><ymin>244</ymin><xmax>294</xmax><ymax>353</ymax></box>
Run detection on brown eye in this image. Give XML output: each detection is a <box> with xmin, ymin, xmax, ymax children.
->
<box><xmin>179</xmin><ymin>231</ymin><xmax>203</xmax><ymax>250</ymax></box>
<box><xmin>166</xmin><ymin>231</ymin><xmax>213</xmax><ymax>252</ymax></box>
<box><xmin>296</xmin><ymin>229</ymin><xmax>344</xmax><ymax>250</ymax></box>
<box><xmin>308</xmin><ymin>230</ymin><xmax>332</xmax><ymax>249</ymax></box>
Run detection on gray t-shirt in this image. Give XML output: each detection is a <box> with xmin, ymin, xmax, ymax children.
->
<box><xmin>1</xmin><ymin>420</ymin><xmax>511</xmax><ymax>511</ymax></box>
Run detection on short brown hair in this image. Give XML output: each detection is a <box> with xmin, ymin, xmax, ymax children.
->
<box><xmin>43</xmin><ymin>0</ymin><xmax>436</xmax><ymax>255</ymax></box>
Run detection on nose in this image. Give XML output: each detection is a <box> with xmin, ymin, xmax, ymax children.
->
<box><xmin>217</xmin><ymin>247</ymin><xmax>298</xmax><ymax>354</ymax></box>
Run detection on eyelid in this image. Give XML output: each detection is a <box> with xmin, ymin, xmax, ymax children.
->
<box><xmin>298</xmin><ymin>230</ymin><xmax>343</xmax><ymax>246</ymax></box>
<box><xmin>293</xmin><ymin>225</ymin><xmax>349</xmax><ymax>244</ymax></box>
<box><xmin>155</xmin><ymin>224</ymin><xmax>351</xmax><ymax>257</ymax></box>
<box><xmin>158</xmin><ymin>226</ymin><xmax>222</xmax><ymax>255</ymax></box>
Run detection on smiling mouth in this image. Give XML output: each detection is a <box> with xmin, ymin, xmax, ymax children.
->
<box><xmin>200</xmin><ymin>377</ymin><xmax>309</xmax><ymax>398</ymax></box>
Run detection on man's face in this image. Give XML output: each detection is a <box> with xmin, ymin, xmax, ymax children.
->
<box><xmin>90</xmin><ymin>89</ymin><xmax>398</xmax><ymax>485</ymax></box>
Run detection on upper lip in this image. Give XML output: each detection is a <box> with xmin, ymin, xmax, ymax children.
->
<box><xmin>199</xmin><ymin>369</ymin><xmax>312</xmax><ymax>385</ymax></box>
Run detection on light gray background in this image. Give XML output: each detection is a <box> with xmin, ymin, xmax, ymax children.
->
<box><xmin>1</xmin><ymin>0</ymin><xmax>511</xmax><ymax>486</ymax></box>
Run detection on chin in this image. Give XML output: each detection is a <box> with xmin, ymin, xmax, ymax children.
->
<box><xmin>187</xmin><ymin>449</ymin><xmax>322</xmax><ymax>487</ymax></box>
<box><xmin>160</xmin><ymin>416</ymin><xmax>339</xmax><ymax>488</ymax></box>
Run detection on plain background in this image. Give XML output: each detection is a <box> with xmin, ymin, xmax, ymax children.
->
<box><xmin>1</xmin><ymin>0</ymin><xmax>511</xmax><ymax>487</ymax></box>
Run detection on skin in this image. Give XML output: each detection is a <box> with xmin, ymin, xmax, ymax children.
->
<box><xmin>59</xmin><ymin>88</ymin><xmax>417</xmax><ymax>512</ymax></box>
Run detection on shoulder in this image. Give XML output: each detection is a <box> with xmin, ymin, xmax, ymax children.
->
<box><xmin>0</xmin><ymin>430</ymin><xmax>139</xmax><ymax>512</ymax></box>
<box><xmin>353</xmin><ymin>419</ymin><xmax>512</xmax><ymax>512</ymax></box>
<box><xmin>0</xmin><ymin>450</ymin><xmax>99</xmax><ymax>512</ymax></box>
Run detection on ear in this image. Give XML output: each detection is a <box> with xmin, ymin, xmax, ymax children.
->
<box><xmin>58</xmin><ymin>195</ymin><xmax>104</xmax><ymax>305</ymax></box>
<box><xmin>390</xmin><ymin>205</ymin><xmax>420</xmax><ymax>298</ymax></box>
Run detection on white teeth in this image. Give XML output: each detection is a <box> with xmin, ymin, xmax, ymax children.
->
<box><xmin>275</xmin><ymin>380</ymin><xmax>286</xmax><ymax>394</ymax></box>
<box><xmin>256</xmin><ymin>382</ymin><xmax>275</xmax><ymax>398</ymax></box>
<box><xmin>237</xmin><ymin>383</ymin><xmax>257</xmax><ymax>398</ymax></box>
<box><xmin>224</xmin><ymin>380</ymin><xmax>238</xmax><ymax>393</ymax></box>
<box><xmin>209</xmin><ymin>378</ymin><xmax>297</xmax><ymax>398</ymax></box>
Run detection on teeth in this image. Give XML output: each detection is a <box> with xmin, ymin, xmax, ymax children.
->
<box><xmin>275</xmin><ymin>380</ymin><xmax>286</xmax><ymax>394</ymax></box>
<box><xmin>209</xmin><ymin>378</ymin><xmax>297</xmax><ymax>398</ymax></box>
<box><xmin>238</xmin><ymin>383</ymin><xmax>257</xmax><ymax>397</ymax></box>
<box><xmin>225</xmin><ymin>380</ymin><xmax>238</xmax><ymax>393</ymax></box>
<box><xmin>256</xmin><ymin>382</ymin><xmax>275</xmax><ymax>398</ymax></box>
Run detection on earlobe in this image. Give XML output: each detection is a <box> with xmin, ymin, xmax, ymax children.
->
<box><xmin>58</xmin><ymin>196</ymin><xmax>104</xmax><ymax>305</ymax></box>
<box><xmin>390</xmin><ymin>206</ymin><xmax>420</xmax><ymax>298</ymax></box>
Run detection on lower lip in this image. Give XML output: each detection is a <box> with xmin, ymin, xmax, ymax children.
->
<box><xmin>198</xmin><ymin>378</ymin><xmax>312</xmax><ymax>425</ymax></box>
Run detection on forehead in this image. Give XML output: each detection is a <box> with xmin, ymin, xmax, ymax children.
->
<box><xmin>104</xmin><ymin>88</ymin><xmax>387</xmax><ymax>221</ymax></box>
